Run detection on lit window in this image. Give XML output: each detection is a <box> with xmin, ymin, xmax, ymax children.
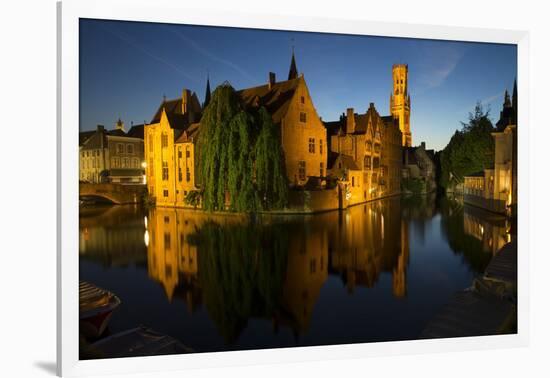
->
<box><xmin>162</xmin><ymin>161</ymin><xmax>169</xmax><ymax>180</ymax></box>
<box><xmin>308</xmin><ymin>138</ymin><xmax>315</xmax><ymax>153</ymax></box>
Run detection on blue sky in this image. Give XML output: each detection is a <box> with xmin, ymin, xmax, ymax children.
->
<box><xmin>80</xmin><ymin>19</ymin><xmax>517</xmax><ymax>151</ymax></box>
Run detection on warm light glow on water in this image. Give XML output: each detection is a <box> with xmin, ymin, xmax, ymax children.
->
<box><xmin>79</xmin><ymin>195</ymin><xmax>512</xmax><ymax>355</ymax></box>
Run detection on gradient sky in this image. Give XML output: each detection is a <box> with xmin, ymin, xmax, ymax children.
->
<box><xmin>80</xmin><ymin>19</ymin><xmax>517</xmax><ymax>151</ymax></box>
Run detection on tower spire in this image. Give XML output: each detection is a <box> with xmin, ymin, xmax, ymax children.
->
<box><xmin>204</xmin><ymin>72</ymin><xmax>211</xmax><ymax>108</ymax></box>
<box><xmin>504</xmin><ymin>89</ymin><xmax>512</xmax><ymax>108</ymax></box>
<box><xmin>288</xmin><ymin>43</ymin><xmax>298</xmax><ymax>80</ymax></box>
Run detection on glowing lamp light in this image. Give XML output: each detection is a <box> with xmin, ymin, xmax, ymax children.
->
<box><xmin>144</xmin><ymin>230</ymin><xmax>149</xmax><ymax>247</ymax></box>
<box><xmin>141</xmin><ymin>161</ymin><xmax>147</xmax><ymax>168</ymax></box>
<box><xmin>144</xmin><ymin>216</ymin><xmax>148</xmax><ymax>228</ymax></box>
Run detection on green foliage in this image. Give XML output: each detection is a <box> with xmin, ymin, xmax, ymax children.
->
<box><xmin>197</xmin><ymin>84</ymin><xmax>288</xmax><ymax>212</ymax></box>
<box><xmin>184</xmin><ymin>190</ymin><xmax>201</xmax><ymax>208</ymax></box>
<box><xmin>189</xmin><ymin>220</ymin><xmax>289</xmax><ymax>342</ymax></box>
<box><xmin>402</xmin><ymin>177</ymin><xmax>425</xmax><ymax>194</ymax></box>
<box><xmin>254</xmin><ymin>107</ymin><xmax>289</xmax><ymax>210</ymax></box>
<box><xmin>439</xmin><ymin>102</ymin><xmax>495</xmax><ymax>190</ymax></box>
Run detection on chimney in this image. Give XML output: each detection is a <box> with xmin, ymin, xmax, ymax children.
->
<box><xmin>97</xmin><ymin>125</ymin><xmax>105</xmax><ymax>132</ymax></box>
<box><xmin>421</xmin><ymin>141</ymin><xmax>426</xmax><ymax>150</ymax></box>
<box><xmin>369</xmin><ymin>102</ymin><xmax>375</xmax><ymax>109</ymax></box>
<box><xmin>268</xmin><ymin>72</ymin><xmax>276</xmax><ymax>89</ymax></box>
<box><xmin>346</xmin><ymin>108</ymin><xmax>355</xmax><ymax>134</ymax></box>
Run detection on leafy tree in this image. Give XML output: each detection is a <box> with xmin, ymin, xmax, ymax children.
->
<box><xmin>254</xmin><ymin>107</ymin><xmax>289</xmax><ymax>210</ymax></box>
<box><xmin>439</xmin><ymin>102</ymin><xmax>495</xmax><ymax>190</ymax></box>
<box><xmin>197</xmin><ymin>84</ymin><xmax>288</xmax><ymax>212</ymax></box>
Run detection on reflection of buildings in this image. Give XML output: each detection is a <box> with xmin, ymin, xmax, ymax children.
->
<box><xmin>279</xmin><ymin>221</ymin><xmax>329</xmax><ymax>331</ymax></box>
<box><xmin>146</xmin><ymin>208</ymin><xmax>201</xmax><ymax>311</ymax></box>
<box><xmin>464</xmin><ymin>82</ymin><xmax>518</xmax><ymax>216</ymax></box>
<box><xmin>79</xmin><ymin>205</ymin><xmax>147</xmax><ymax>266</ymax></box>
<box><xmin>327</xmin><ymin>198</ymin><xmax>409</xmax><ymax>298</ymax></box>
<box><xmin>462</xmin><ymin>208</ymin><xmax>510</xmax><ymax>256</ymax></box>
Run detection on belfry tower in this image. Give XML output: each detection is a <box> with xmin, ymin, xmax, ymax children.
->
<box><xmin>390</xmin><ymin>64</ymin><xmax>412</xmax><ymax>147</ymax></box>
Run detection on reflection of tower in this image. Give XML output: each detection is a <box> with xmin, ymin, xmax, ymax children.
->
<box><xmin>392</xmin><ymin>219</ymin><xmax>409</xmax><ymax>298</ymax></box>
<box><xmin>390</xmin><ymin>64</ymin><xmax>411</xmax><ymax>147</ymax></box>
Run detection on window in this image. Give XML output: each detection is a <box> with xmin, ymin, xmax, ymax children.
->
<box><xmin>149</xmin><ymin>158</ymin><xmax>154</xmax><ymax>177</ymax></box>
<box><xmin>163</xmin><ymin>189</ymin><xmax>169</xmax><ymax>197</ymax></box>
<box><xmin>374</xmin><ymin>143</ymin><xmax>381</xmax><ymax>153</ymax></box>
<box><xmin>366</xmin><ymin>142</ymin><xmax>372</xmax><ymax>152</ymax></box>
<box><xmin>186</xmin><ymin>147</ymin><xmax>190</xmax><ymax>158</ymax></box>
<box><xmin>300</xmin><ymin>112</ymin><xmax>307</xmax><ymax>123</ymax></box>
<box><xmin>178</xmin><ymin>147</ymin><xmax>182</xmax><ymax>159</ymax></box>
<box><xmin>364</xmin><ymin>156</ymin><xmax>371</xmax><ymax>170</ymax></box>
<box><xmin>300</xmin><ymin>96</ymin><xmax>305</xmax><ymax>104</ymax></box>
<box><xmin>310</xmin><ymin>259</ymin><xmax>316</xmax><ymax>274</ymax></box>
<box><xmin>319</xmin><ymin>139</ymin><xmax>323</xmax><ymax>154</ymax></box>
<box><xmin>320</xmin><ymin>162</ymin><xmax>324</xmax><ymax>177</ymax></box>
<box><xmin>373</xmin><ymin>157</ymin><xmax>380</xmax><ymax>169</ymax></box>
<box><xmin>178</xmin><ymin>167</ymin><xmax>182</xmax><ymax>182</ymax></box>
<box><xmin>186</xmin><ymin>167</ymin><xmax>191</xmax><ymax>182</ymax></box>
<box><xmin>352</xmin><ymin>176</ymin><xmax>355</xmax><ymax>187</ymax></box>
<box><xmin>127</xmin><ymin>144</ymin><xmax>134</xmax><ymax>154</ymax></box>
<box><xmin>117</xmin><ymin>143</ymin><xmax>124</xmax><ymax>154</ymax></box>
<box><xmin>308</xmin><ymin>138</ymin><xmax>315</xmax><ymax>153</ymax></box>
<box><xmin>164</xmin><ymin>232</ymin><xmax>171</xmax><ymax>249</ymax></box>
<box><xmin>164</xmin><ymin>216</ymin><xmax>170</xmax><ymax>224</ymax></box>
<box><xmin>148</xmin><ymin>134</ymin><xmax>153</xmax><ymax>152</ymax></box>
<box><xmin>298</xmin><ymin>161</ymin><xmax>306</xmax><ymax>181</ymax></box>
<box><xmin>161</xmin><ymin>133</ymin><xmax>168</xmax><ymax>148</ymax></box>
<box><xmin>162</xmin><ymin>161</ymin><xmax>169</xmax><ymax>180</ymax></box>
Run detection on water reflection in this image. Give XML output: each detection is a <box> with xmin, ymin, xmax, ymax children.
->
<box><xmin>79</xmin><ymin>195</ymin><xmax>512</xmax><ymax>351</ymax></box>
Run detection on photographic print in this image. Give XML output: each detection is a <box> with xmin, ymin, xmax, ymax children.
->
<box><xmin>78</xmin><ymin>18</ymin><xmax>518</xmax><ymax>360</ymax></box>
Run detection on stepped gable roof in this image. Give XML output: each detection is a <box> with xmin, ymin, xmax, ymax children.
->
<box><xmin>127</xmin><ymin>124</ymin><xmax>144</xmax><ymax>139</ymax></box>
<box><xmin>237</xmin><ymin>77</ymin><xmax>301</xmax><ymax>124</ymax></box>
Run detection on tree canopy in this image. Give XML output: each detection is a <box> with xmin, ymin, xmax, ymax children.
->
<box><xmin>197</xmin><ymin>84</ymin><xmax>288</xmax><ymax>212</ymax></box>
<box><xmin>439</xmin><ymin>103</ymin><xmax>495</xmax><ymax>189</ymax></box>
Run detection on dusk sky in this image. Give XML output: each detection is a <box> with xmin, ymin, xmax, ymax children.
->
<box><xmin>80</xmin><ymin>19</ymin><xmax>517</xmax><ymax>151</ymax></box>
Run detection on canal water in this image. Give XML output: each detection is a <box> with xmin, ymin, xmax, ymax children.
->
<box><xmin>79</xmin><ymin>194</ymin><xmax>511</xmax><ymax>355</ymax></box>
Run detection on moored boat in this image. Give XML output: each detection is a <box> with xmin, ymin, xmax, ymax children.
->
<box><xmin>79</xmin><ymin>281</ymin><xmax>121</xmax><ymax>339</ymax></box>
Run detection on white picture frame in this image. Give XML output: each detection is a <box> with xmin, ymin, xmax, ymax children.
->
<box><xmin>57</xmin><ymin>0</ymin><xmax>530</xmax><ymax>376</ymax></box>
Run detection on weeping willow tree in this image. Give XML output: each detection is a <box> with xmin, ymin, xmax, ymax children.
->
<box><xmin>189</xmin><ymin>220</ymin><xmax>289</xmax><ymax>343</ymax></box>
<box><xmin>254</xmin><ymin>107</ymin><xmax>288</xmax><ymax>210</ymax></box>
<box><xmin>198</xmin><ymin>83</ymin><xmax>288</xmax><ymax>212</ymax></box>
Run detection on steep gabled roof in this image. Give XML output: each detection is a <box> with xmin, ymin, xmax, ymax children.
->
<box><xmin>150</xmin><ymin>91</ymin><xmax>202</xmax><ymax>128</ymax></box>
<box><xmin>237</xmin><ymin>77</ymin><xmax>301</xmax><ymax>124</ymax></box>
<box><xmin>175</xmin><ymin>122</ymin><xmax>200</xmax><ymax>144</ymax></box>
<box><xmin>127</xmin><ymin>124</ymin><xmax>145</xmax><ymax>139</ymax></box>
<box><xmin>329</xmin><ymin>153</ymin><xmax>361</xmax><ymax>171</ymax></box>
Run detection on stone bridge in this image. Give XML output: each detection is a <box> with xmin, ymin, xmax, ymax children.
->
<box><xmin>79</xmin><ymin>183</ymin><xmax>146</xmax><ymax>204</ymax></box>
